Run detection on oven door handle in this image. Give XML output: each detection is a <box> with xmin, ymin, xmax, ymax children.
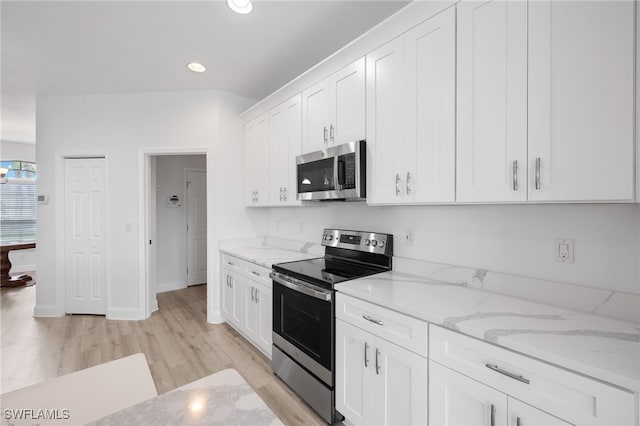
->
<box><xmin>270</xmin><ymin>272</ymin><xmax>332</xmax><ymax>301</ymax></box>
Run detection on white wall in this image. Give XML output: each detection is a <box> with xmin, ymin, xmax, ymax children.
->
<box><xmin>0</xmin><ymin>141</ymin><xmax>36</xmax><ymax>162</ymax></box>
<box><xmin>35</xmin><ymin>90</ymin><xmax>265</xmax><ymax>319</ymax></box>
<box><xmin>266</xmin><ymin>203</ymin><xmax>640</xmax><ymax>295</ymax></box>
<box><xmin>155</xmin><ymin>154</ymin><xmax>206</xmax><ymax>292</ymax></box>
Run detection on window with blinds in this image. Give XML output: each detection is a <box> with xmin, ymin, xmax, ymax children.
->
<box><xmin>0</xmin><ymin>161</ymin><xmax>36</xmax><ymax>245</ymax></box>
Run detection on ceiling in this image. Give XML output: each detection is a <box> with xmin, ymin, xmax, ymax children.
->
<box><xmin>1</xmin><ymin>0</ymin><xmax>409</xmax><ymax>145</ymax></box>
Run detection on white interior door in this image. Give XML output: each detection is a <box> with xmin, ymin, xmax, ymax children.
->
<box><xmin>187</xmin><ymin>170</ymin><xmax>207</xmax><ymax>286</ymax></box>
<box><xmin>65</xmin><ymin>158</ymin><xmax>106</xmax><ymax>315</ymax></box>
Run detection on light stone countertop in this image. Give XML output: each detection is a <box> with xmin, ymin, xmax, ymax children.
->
<box><xmin>335</xmin><ymin>270</ymin><xmax>640</xmax><ymax>393</ymax></box>
<box><xmin>219</xmin><ymin>240</ymin><xmax>322</xmax><ymax>269</ymax></box>
<box><xmin>90</xmin><ymin>369</ymin><xmax>283</xmax><ymax>426</ymax></box>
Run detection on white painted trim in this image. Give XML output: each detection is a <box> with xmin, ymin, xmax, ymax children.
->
<box><xmin>107</xmin><ymin>307</ymin><xmax>140</xmax><ymax>321</ymax></box>
<box><xmin>11</xmin><ymin>264</ymin><xmax>36</xmax><ymax>273</ymax></box>
<box><xmin>208</xmin><ymin>310</ymin><xmax>224</xmax><ymax>324</ymax></box>
<box><xmin>156</xmin><ymin>281</ymin><xmax>187</xmax><ymax>294</ymax></box>
<box><xmin>33</xmin><ymin>304</ymin><xmax>63</xmax><ymax>317</ymax></box>
<box><xmin>138</xmin><ymin>148</ymin><xmax>210</xmax><ymax>321</ymax></box>
<box><xmin>55</xmin><ymin>150</ymin><xmax>110</xmax><ymax>317</ymax></box>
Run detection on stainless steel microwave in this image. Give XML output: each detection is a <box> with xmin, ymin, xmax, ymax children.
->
<box><xmin>296</xmin><ymin>140</ymin><xmax>366</xmax><ymax>201</ymax></box>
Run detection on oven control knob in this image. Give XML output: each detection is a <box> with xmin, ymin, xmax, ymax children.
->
<box><xmin>371</xmin><ymin>240</ymin><xmax>378</xmax><ymax>247</ymax></box>
<box><xmin>328</xmin><ymin>235</ymin><xmax>333</xmax><ymax>241</ymax></box>
<box><xmin>364</xmin><ymin>239</ymin><xmax>370</xmax><ymax>246</ymax></box>
<box><xmin>378</xmin><ymin>241</ymin><xmax>385</xmax><ymax>248</ymax></box>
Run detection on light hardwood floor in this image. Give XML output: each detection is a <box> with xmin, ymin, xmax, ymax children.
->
<box><xmin>0</xmin><ymin>284</ymin><xmax>325</xmax><ymax>425</ymax></box>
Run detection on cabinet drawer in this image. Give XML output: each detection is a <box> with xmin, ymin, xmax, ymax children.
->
<box><xmin>221</xmin><ymin>253</ymin><xmax>244</xmax><ymax>271</ymax></box>
<box><xmin>336</xmin><ymin>293</ymin><xmax>428</xmax><ymax>357</ymax></box>
<box><xmin>429</xmin><ymin>325</ymin><xmax>635</xmax><ymax>426</ymax></box>
<box><xmin>244</xmin><ymin>263</ymin><xmax>271</xmax><ymax>287</ymax></box>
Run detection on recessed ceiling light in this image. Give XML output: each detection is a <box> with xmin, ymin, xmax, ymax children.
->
<box><xmin>187</xmin><ymin>62</ymin><xmax>207</xmax><ymax>73</ymax></box>
<box><xmin>227</xmin><ymin>0</ymin><xmax>253</xmax><ymax>15</ymax></box>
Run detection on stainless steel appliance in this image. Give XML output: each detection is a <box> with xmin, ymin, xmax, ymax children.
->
<box><xmin>270</xmin><ymin>229</ymin><xmax>393</xmax><ymax>424</ymax></box>
<box><xmin>296</xmin><ymin>140</ymin><xmax>366</xmax><ymax>201</ymax></box>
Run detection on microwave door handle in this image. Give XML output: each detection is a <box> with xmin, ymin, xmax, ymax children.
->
<box><xmin>334</xmin><ymin>156</ymin><xmax>342</xmax><ymax>191</ymax></box>
<box><xmin>337</xmin><ymin>157</ymin><xmax>346</xmax><ymax>188</ymax></box>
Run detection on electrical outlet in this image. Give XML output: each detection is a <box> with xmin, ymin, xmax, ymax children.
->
<box><xmin>555</xmin><ymin>238</ymin><xmax>574</xmax><ymax>263</ymax></box>
<box><xmin>405</xmin><ymin>230</ymin><xmax>414</xmax><ymax>246</ymax></box>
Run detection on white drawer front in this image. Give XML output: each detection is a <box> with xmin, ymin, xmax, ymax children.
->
<box><xmin>221</xmin><ymin>253</ymin><xmax>244</xmax><ymax>271</ymax></box>
<box><xmin>429</xmin><ymin>325</ymin><xmax>635</xmax><ymax>426</ymax></box>
<box><xmin>244</xmin><ymin>263</ymin><xmax>271</xmax><ymax>287</ymax></box>
<box><xmin>336</xmin><ymin>293</ymin><xmax>428</xmax><ymax>357</ymax></box>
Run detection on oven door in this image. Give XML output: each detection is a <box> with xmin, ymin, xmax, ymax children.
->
<box><xmin>271</xmin><ymin>272</ymin><xmax>333</xmax><ymax>386</ymax></box>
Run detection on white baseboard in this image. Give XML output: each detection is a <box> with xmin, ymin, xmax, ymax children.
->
<box><xmin>156</xmin><ymin>281</ymin><xmax>186</xmax><ymax>294</ymax></box>
<box><xmin>208</xmin><ymin>309</ymin><xmax>224</xmax><ymax>324</ymax></box>
<box><xmin>33</xmin><ymin>304</ymin><xmax>63</xmax><ymax>317</ymax></box>
<box><xmin>107</xmin><ymin>307</ymin><xmax>140</xmax><ymax>321</ymax></box>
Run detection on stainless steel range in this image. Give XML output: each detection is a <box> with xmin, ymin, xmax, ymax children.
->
<box><xmin>270</xmin><ymin>229</ymin><xmax>393</xmax><ymax>424</ymax></box>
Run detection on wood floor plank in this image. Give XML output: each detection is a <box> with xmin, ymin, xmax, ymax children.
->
<box><xmin>0</xmin><ymin>285</ymin><xmax>325</xmax><ymax>425</ymax></box>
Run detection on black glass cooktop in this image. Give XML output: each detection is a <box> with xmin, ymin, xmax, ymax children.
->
<box><xmin>272</xmin><ymin>256</ymin><xmax>386</xmax><ymax>289</ymax></box>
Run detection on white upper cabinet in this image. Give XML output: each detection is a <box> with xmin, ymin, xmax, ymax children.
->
<box><xmin>405</xmin><ymin>7</ymin><xmax>456</xmax><ymax>203</ymax></box>
<box><xmin>528</xmin><ymin>0</ymin><xmax>635</xmax><ymax>202</ymax></box>
<box><xmin>245</xmin><ymin>114</ymin><xmax>269</xmax><ymax>207</ymax></box>
<box><xmin>302</xmin><ymin>57</ymin><xmax>365</xmax><ymax>154</ymax></box>
<box><xmin>368</xmin><ymin>7</ymin><xmax>456</xmax><ymax>205</ymax></box>
<box><xmin>456</xmin><ymin>0</ymin><xmax>528</xmax><ymax>203</ymax></box>
<box><xmin>366</xmin><ymin>35</ymin><xmax>406</xmax><ymax>204</ymax></box>
<box><xmin>268</xmin><ymin>94</ymin><xmax>302</xmax><ymax>206</ymax></box>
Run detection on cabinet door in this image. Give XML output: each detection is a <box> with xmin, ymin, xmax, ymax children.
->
<box><xmin>283</xmin><ymin>94</ymin><xmax>302</xmax><ymax>205</ymax></box>
<box><xmin>221</xmin><ymin>269</ymin><xmax>234</xmax><ymax>320</ymax></box>
<box><xmin>405</xmin><ymin>6</ymin><xmax>456</xmax><ymax>204</ymax></box>
<box><xmin>244</xmin><ymin>119</ymin><xmax>258</xmax><ymax>206</ymax></box>
<box><xmin>374</xmin><ymin>337</ymin><xmax>428</xmax><ymax>426</ymax></box>
<box><xmin>229</xmin><ymin>271</ymin><xmax>244</xmax><ymax>328</ymax></box>
<box><xmin>244</xmin><ymin>283</ymin><xmax>258</xmax><ymax>340</ymax></box>
<box><xmin>366</xmin><ymin>35</ymin><xmax>406</xmax><ymax>204</ymax></box>
<box><xmin>429</xmin><ymin>361</ymin><xmax>508</xmax><ymax>426</ymax></box>
<box><xmin>456</xmin><ymin>0</ymin><xmax>527</xmax><ymax>202</ymax></box>
<box><xmin>332</xmin><ymin>57</ymin><xmax>366</xmax><ymax>146</ymax></box>
<box><xmin>268</xmin><ymin>104</ymin><xmax>286</xmax><ymax>205</ymax></box>
<box><xmin>336</xmin><ymin>319</ymin><xmax>375</xmax><ymax>426</ymax></box>
<box><xmin>254</xmin><ymin>281</ymin><xmax>272</xmax><ymax>357</ymax></box>
<box><xmin>302</xmin><ymin>78</ymin><xmax>331</xmax><ymax>154</ymax></box>
<box><xmin>508</xmin><ymin>398</ymin><xmax>571</xmax><ymax>426</ymax></box>
<box><xmin>528</xmin><ymin>1</ymin><xmax>635</xmax><ymax>202</ymax></box>
<box><xmin>245</xmin><ymin>114</ymin><xmax>270</xmax><ymax>206</ymax></box>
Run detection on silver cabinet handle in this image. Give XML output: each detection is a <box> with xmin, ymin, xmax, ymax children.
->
<box><xmin>516</xmin><ymin>417</ymin><xmax>521</xmax><ymax>426</ymax></box>
<box><xmin>255</xmin><ymin>289</ymin><xmax>260</xmax><ymax>303</ymax></box>
<box><xmin>362</xmin><ymin>315</ymin><xmax>384</xmax><ymax>326</ymax></box>
<box><xmin>255</xmin><ymin>190</ymin><xmax>259</xmax><ymax>202</ymax></box>
<box><xmin>251</xmin><ymin>270</ymin><xmax>260</xmax><ymax>276</ymax></box>
<box><xmin>227</xmin><ymin>261</ymin><xmax>234</xmax><ymax>266</ymax></box>
<box><xmin>364</xmin><ymin>341</ymin><xmax>369</xmax><ymax>367</ymax></box>
<box><xmin>375</xmin><ymin>348</ymin><xmax>380</xmax><ymax>375</ymax></box>
<box><xmin>395</xmin><ymin>174</ymin><xmax>401</xmax><ymax>196</ymax></box>
<box><xmin>535</xmin><ymin>157</ymin><xmax>541</xmax><ymax>190</ymax></box>
<box><xmin>512</xmin><ymin>160</ymin><xmax>518</xmax><ymax>191</ymax></box>
<box><xmin>323</xmin><ymin>126</ymin><xmax>328</xmax><ymax>144</ymax></box>
<box><xmin>330</xmin><ymin>124</ymin><xmax>335</xmax><ymax>142</ymax></box>
<box><xmin>250</xmin><ymin>287</ymin><xmax>255</xmax><ymax>302</ymax></box>
<box><xmin>485</xmin><ymin>363</ymin><xmax>530</xmax><ymax>384</ymax></box>
<box><xmin>283</xmin><ymin>187</ymin><xmax>287</xmax><ymax>201</ymax></box>
<box><xmin>406</xmin><ymin>172</ymin><xmax>412</xmax><ymax>195</ymax></box>
<box><xmin>490</xmin><ymin>404</ymin><xmax>495</xmax><ymax>426</ymax></box>
<box><xmin>279</xmin><ymin>187</ymin><xmax>283</xmax><ymax>201</ymax></box>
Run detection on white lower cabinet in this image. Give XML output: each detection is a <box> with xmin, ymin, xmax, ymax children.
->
<box><xmin>220</xmin><ymin>253</ymin><xmax>272</xmax><ymax>358</ymax></box>
<box><xmin>430</xmin><ymin>360</ymin><xmax>572</xmax><ymax>426</ymax></box>
<box><xmin>336</xmin><ymin>318</ymin><xmax>427</xmax><ymax>426</ymax></box>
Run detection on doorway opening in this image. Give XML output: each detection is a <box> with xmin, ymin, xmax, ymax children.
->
<box><xmin>144</xmin><ymin>153</ymin><xmax>207</xmax><ymax>315</ymax></box>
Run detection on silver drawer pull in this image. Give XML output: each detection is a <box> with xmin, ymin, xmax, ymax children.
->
<box><xmin>251</xmin><ymin>271</ymin><xmax>260</xmax><ymax>276</ymax></box>
<box><xmin>362</xmin><ymin>315</ymin><xmax>384</xmax><ymax>326</ymax></box>
<box><xmin>227</xmin><ymin>261</ymin><xmax>234</xmax><ymax>266</ymax></box>
<box><xmin>490</xmin><ymin>404</ymin><xmax>495</xmax><ymax>426</ymax></box>
<box><xmin>485</xmin><ymin>363</ymin><xmax>530</xmax><ymax>385</ymax></box>
<box><xmin>375</xmin><ymin>348</ymin><xmax>380</xmax><ymax>375</ymax></box>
